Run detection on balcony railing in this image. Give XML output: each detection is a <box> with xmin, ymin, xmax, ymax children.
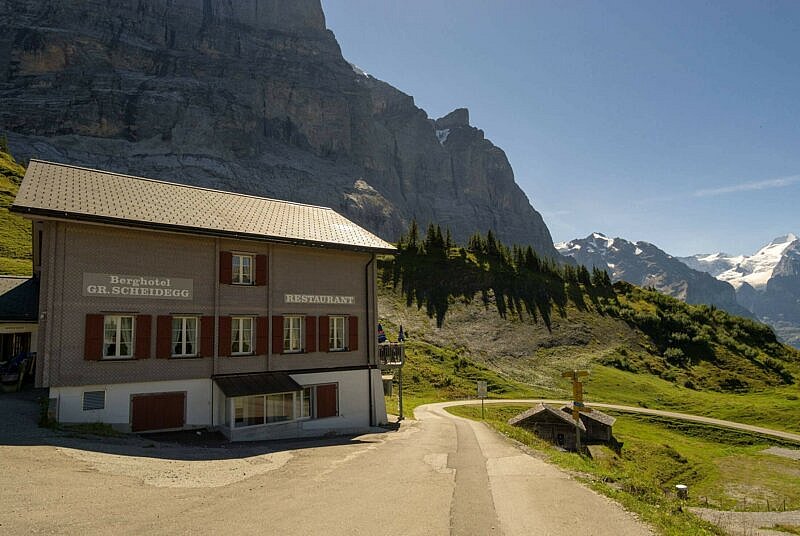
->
<box><xmin>378</xmin><ymin>342</ymin><xmax>404</xmax><ymax>367</ymax></box>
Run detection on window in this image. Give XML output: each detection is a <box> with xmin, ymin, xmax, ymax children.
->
<box><xmin>231</xmin><ymin>317</ymin><xmax>253</xmax><ymax>355</ymax></box>
<box><xmin>329</xmin><ymin>316</ymin><xmax>346</xmax><ymax>351</ymax></box>
<box><xmin>103</xmin><ymin>315</ymin><xmax>133</xmax><ymax>359</ymax></box>
<box><xmin>283</xmin><ymin>315</ymin><xmax>303</xmax><ymax>353</ymax></box>
<box><xmin>300</xmin><ymin>387</ymin><xmax>313</xmax><ymax>419</ymax></box>
<box><xmin>172</xmin><ymin>317</ymin><xmax>198</xmax><ymax>357</ymax></box>
<box><xmin>232</xmin><ymin>254</ymin><xmax>253</xmax><ymax>285</ymax></box>
<box><xmin>82</xmin><ymin>390</ymin><xmax>105</xmax><ymax>411</ymax></box>
<box><xmin>233</xmin><ymin>392</ymin><xmax>296</xmax><ymax>428</ymax></box>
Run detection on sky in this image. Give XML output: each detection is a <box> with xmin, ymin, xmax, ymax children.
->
<box><xmin>322</xmin><ymin>0</ymin><xmax>800</xmax><ymax>257</ymax></box>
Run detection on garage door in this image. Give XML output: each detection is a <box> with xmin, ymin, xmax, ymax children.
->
<box><xmin>131</xmin><ymin>392</ymin><xmax>186</xmax><ymax>432</ymax></box>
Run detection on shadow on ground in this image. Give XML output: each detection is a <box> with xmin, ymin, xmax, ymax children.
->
<box><xmin>0</xmin><ymin>389</ymin><xmax>398</xmax><ymax>461</ymax></box>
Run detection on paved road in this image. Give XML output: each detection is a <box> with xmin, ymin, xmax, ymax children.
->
<box><xmin>449</xmin><ymin>399</ymin><xmax>800</xmax><ymax>443</ymax></box>
<box><xmin>417</xmin><ymin>403</ymin><xmax>652</xmax><ymax>536</ymax></box>
<box><xmin>0</xmin><ymin>393</ymin><xmax>652</xmax><ymax>535</ymax></box>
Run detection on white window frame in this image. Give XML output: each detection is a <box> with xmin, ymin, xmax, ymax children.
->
<box><xmin>329</xmin><ymin>316</ymin><xmax>346</xmax><ymax>351</ymax></box>
<box><xmin>231</xmin><ymin>391</ymin><xmax>299</xmax><ymax>429</ymax></box>
<box><xmin>232</xmin><ymin>253</ymin><xmax>254</xmax><ymax>285</ymax></box>
<box><xmin>283</xmin><ymin>315</ymin><xmax>303</xmax><ymax>353</ymax></box>
<box><xmin>231</xmin><ymin>316</ymin><xmax>254</xmax><ymax>356</ymax></box>
<box><xmin>172</xmin><ymin>316</ymin><xmax>199</xmax><ymax>358</ymax></box>
<box><xmin>103</xmin><ymin>315</ymin><xmax>134</xmax><ymax>359</ymax></box>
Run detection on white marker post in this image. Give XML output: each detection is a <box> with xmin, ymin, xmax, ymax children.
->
<box><xmin>477</xmin><ymin>380</ymin><xmax>488</xmax><ymax>419</ymax></box>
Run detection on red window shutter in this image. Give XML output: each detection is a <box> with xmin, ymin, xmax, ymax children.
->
<box><xmin>219</xmin><ymin>316</ymin><xmax>232</xmax><ymax>357</ymax></box>
<box><xmin>255</xmin><ymin>254</ymin><xmax>268</xmax><ymax>286</ymax></box>
<box><xmin>256</xmin><ymin>316</ymin><xmax>269</xmax><ymax>355</ymax></box>
<box><xmin>271</xmin><ymin>316</ymin><xmax>283</xmax><ymax>355</ymax></box>
<box><xmin>318</xmin><ymin>316</ymin><xmax>329</xmax><ymax>353</ymax></box>
<box><xmin>305</xmin><ymin>316</ymin><xmax>317</xmax><ymax>353</ymax></box>
<box><xmin>156</xmin><ymin>315</ymin><xmax>172</xmax><ymax>359</ymax></box>
<box><xmin>316</xmin><ymin>384</ymin><xmax>338</xmax><ymax>418</ymax></box>
<box><xmin>219</xmin><ymin>251</ymin><xmax>232</xmax><ymax>285</ymax></box>
<box><xmin>134</xmin><ymin>315</ymin><xmax>151</xmax><ymax>359</ymax></box>
<box><xmin>84</xmin><ymin>314</ymin><xmax>104</xmax><ymax>361</ymax></box>
<box><xmin>348</xmin><ymin>316</ymin><xmax>359</xmax><ymax>352</ymax></box>
<box><xmin>200</xmin><ymin>316</ymin><xmax>214</xmax><ymax>357</ymax></box>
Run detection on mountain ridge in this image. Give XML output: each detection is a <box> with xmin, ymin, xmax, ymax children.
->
<box><xmin>556</xmin><ymin>232</ymin><xmax>750</xmax><ymax>317</ymax></box>
<box><xmin>679</xmin><ymin>234</ymin><xmax>800</xmax><ymax>348</ymax></box>
<box><xmin>0</xmin><ymin>0</ymin><xmax>559</xmax><ymax>258</ymax></box>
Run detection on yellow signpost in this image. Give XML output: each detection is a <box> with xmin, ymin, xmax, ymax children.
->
<box><xmin>562</xmin><ymin>370</ymin><xmax>591</xmax><ymax>451</ymax></box>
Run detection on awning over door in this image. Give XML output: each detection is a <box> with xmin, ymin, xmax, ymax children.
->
<box><xmin>213</xmin><ymin>372</ymin><xmax>303</xmax><ymax>398</ymax></box>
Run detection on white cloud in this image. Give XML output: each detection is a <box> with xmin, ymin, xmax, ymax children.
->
<box><xmin>693</xmin><ymin>175</ymin><xmax>800</xmax><ymax>197</ymax></box>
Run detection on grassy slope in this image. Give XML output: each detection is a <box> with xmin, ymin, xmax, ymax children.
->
<box><xmin>449</xmin><ymin>404</ymin><xmax>800</xmax><ymax>536</ymax></box>
<box><xmin>379</xmin><ymin>269</ymin><xmax>800</xmax><ymax>432</ymax></box>
<box><xmin>0</xmin><ymin>150</ymin><xmax>31</xmax><ymax>275</ymax></box>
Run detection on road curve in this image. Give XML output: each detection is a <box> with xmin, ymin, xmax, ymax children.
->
<box><xmin>431</xmin><ymin>399</ymin><xmax>800</xmax><ymax>443</ymax></box>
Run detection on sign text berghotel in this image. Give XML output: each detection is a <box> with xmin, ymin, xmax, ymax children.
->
<box><xmin>284</xmin><ymin>294</ymin><xmax>355</xmax><ymax>305</ymax></box>
<box><xmin>83</xmin><ymin>273</ymin><xmax>193</xmax><ymax>300</ymax></box>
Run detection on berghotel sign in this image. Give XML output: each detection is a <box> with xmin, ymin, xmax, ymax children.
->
<box><xmin>83</xmin><ymin>273</ymin><xmax>193</xmax><ymax>300</ymax></box>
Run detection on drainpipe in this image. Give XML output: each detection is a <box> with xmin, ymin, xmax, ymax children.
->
<box><xmin>365</xmin><ymin>254</ymin><xmax>375</xmax><ymax>427</ymax></box>
<box><xmin>212</xmin><ymin>237</ymin><xmax>220</xmax><ymax>427</ymax></box>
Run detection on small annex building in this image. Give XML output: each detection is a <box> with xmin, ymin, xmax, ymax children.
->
<box><xmin>11</xmin><ymin>160</ymin><xmax>396</xmax><ymax>440</ymax></box>
<box><xmin>508</xmin><ymin>403</ymin><xmax>616</xmax><ymax>450</ymax></box>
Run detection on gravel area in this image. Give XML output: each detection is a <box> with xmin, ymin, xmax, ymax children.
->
<box><xmin>763</xmin><ymin>446</ymin><xmax>800</xmax><ymax>461</ymax></box>
<box><xmin>691</xmin><ymin>508</ymin><xmax>800</xmax><ymax>536</ymax></box>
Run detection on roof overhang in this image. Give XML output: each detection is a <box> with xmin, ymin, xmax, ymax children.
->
<box><xmin>11</xmin><ymin>207</ymin><xmax>397</xmax><ymax>255</ymax></box>
<box><xmin>213</xmin><ymin>372</ymin><xmax>303</xmax><ymax>398</ymax></box>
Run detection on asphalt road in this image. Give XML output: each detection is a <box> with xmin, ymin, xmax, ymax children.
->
<box><xmin>0</xmin><ymin>393</ymin><xmax>652</xmax><ymax>535</ymax></box>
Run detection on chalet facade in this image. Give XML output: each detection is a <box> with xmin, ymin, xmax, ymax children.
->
<box><xmin>11</xmin><ymin>161</ymin><xmax>395</xmax><ymax>440</ymax></box>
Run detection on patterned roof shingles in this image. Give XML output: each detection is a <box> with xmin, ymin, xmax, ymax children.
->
<box><xmin>12</xmin><ymin>161</ymin><xmax>396</xmax><ymax>253</ymax></box>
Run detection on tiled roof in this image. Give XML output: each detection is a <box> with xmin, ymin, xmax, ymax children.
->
<box><xmin>560</xmin><ymin>405</ymin><xmax>616</xmax><ymax>426</ymax></box>
<box><xmin>12</xmin><ymin>161</ymin><xmax>396</xmax><ymax>254</ymax></box>
<box><xmin>508</xmin><ymin>403</ymin><xmax>586</xmax><ymax>432</ymax></box>
<box><xmin>0</xmin><ymin>276</ymin><xmax>38</xmax><ymax>322</ymax></box>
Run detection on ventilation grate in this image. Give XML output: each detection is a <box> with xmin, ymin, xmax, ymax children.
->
<box><xmin>82</xmin><ymin>390</ymin><xmax>106</xmax><ymax>411</ymax></box>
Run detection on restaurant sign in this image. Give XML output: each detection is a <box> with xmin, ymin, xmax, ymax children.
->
<box><xmin>284</xmin><ymin>294</ymin><xmax>355</xmax><ymax>305</ymax></box>
<box><xmin>83</xmin><ymin>273</ymin><xmax>193</xmax><ymax>300</ymax></box>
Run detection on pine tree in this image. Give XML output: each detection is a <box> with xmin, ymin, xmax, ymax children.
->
<box><xmin>406</xmin><ymin>219</ymin><xmax>419</xmax><ymax>252</ymax></box>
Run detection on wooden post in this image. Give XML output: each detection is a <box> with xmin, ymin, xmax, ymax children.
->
<box><xmin>562</xmin><ymin>369</ymin><xmax>590</xmax><ymax>453</ymax></box>
<box><xmin>398</xmin><ymin>367</ymin><xmax>404</xmax><ymax>421</ymax></box>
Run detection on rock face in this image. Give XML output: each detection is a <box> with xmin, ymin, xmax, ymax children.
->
<box><xmin>0</xmin><ymin>0</ymin><xmax>558</xmax><ymax>258</ymax></box>
<box><xmin>557</xmin><ymin>233</ymin><xmax>751</xmax><ymax>317</ymax></box>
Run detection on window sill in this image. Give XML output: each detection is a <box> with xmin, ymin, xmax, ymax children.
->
<box><xmin>230</xmin><ymin>282</ymin><xmax>255</xmax><ymax>287</ymax></box>
<box><xmin>100</xmin><ymin>357</ymin><xmax>135</xmax><ymax>362</ymax></box>
<box><xmin>230</xmin><ymin>353</ymin><xmax>256</xmax><ymax>358</ymax></box>
<box><xmin>233</xmin><ymin>417</ymin><xmax>301</xmax><ymax>430</ymax></box>
<box><xmin>170</xmin><ymin>355</ymin><xmax>204</xmax><ymax>360</ymax></box>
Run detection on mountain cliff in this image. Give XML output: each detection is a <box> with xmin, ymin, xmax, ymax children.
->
<box><xmin>556</xmin><ymin>232</ymin><xmax>751</xmax><ymax>317</ymax></box>
<box><xmin>0</xmin><ymin>0</ymin><xmax>558</xmax><ymax>258</ymax></box>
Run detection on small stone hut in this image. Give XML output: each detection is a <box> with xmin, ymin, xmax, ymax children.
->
<box><xmin>508</xmin><ymin>403</ymin><xmax>616</xmax><ymax>450</ymax></box>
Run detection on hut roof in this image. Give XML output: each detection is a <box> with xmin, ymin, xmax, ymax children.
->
<box><xmin>508</xmin><ymin>403</ymin><xmax>586</xmax><ymax>432</ymax></box>
<box><xmin>560</xmin><ymin>405</ymin><xmax>616</xmax><ymax>426</ymax></box>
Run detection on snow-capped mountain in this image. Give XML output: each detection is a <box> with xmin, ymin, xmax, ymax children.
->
<box><xmin>680</xmin><ymin>234</ymin><xmax>798</xmax><ymax>289</ymax></box>
<box><xmin>678</xmin><ymin>234</ymin><xmax>800</xmax><ymax>348</ymax></box>
<box><xmin>556</xmin><ymin>233</ymin><xmax>749</xmax><ymax>316</ymax></box>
